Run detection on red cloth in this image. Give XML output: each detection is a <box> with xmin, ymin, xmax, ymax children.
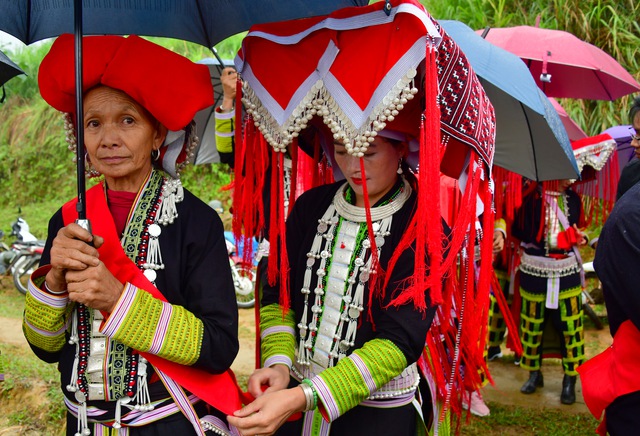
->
<box><xmin>62</xmin><ymin>184</ymin><xmax>249</xmax><ymax>415</ymax></box>
<box><xmin>578</xmin><ymin>320</ymin><xmax>640</xmax><ymax>435</ymax></box>
<box><xmin>106</xmin><ymin>190</ymin><xmax>136</xmax><ymax>237</ymax></box>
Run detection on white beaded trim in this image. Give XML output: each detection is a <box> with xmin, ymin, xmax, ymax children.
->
<box><xmin>242</xmin><ymin>69</ymin><xmax>419</xmax><ymax>156</ymax></box>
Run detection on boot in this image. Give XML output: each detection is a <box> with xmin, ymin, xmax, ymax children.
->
<box><xmin>520</xmin><ymin>370</ymin><xmax>544</xmax><ymax>394</ymax></box>
<box><xmin>561</xmin><ymin>375</ymin><xmax>576</xmax><ymax>405</ymax></box>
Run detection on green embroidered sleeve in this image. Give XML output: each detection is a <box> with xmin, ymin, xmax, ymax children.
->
<box><xmin>100</xmin><ymin>284</ymin><xmax>204</xmax><ymax>366</ymax></box>
<box><xmin>311</xmin><ymin>338</ymin><xmax>407</xmax><ymax>421</ymax></box>
<box><xmin>23</xmin><ymin>279</ymin><xmax>72</xmax><ymax>354</ymax></box>
<box><xmin>260</xmin><ymin>303</ymin><xmax>296</xmax><ymax>368</ymax></box>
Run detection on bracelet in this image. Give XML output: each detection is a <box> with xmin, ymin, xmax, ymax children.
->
<box><xmin>218</xmin><ymin>105</ymin><xmax>233</xmax><ymax>113</ymax></box>
<box><xmin>301</xmin><ymin>379</ymin><xmax>318</xmax><ymax>411</ymax></box>
<box><xmin>44</xmin><ymin>281</ymin><xmax>68</xmax><ymax>295</ymax></box>
<box><xmin>299</xmin><ymin>383</ymin><xmax>314</xmax><ymax>412</ymax></box>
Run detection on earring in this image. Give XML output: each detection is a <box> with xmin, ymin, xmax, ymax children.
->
<box><xmin>397</xmin><ymin>158</ymin><xmax>403</xmax><ymax>175</ymax></box>
<box><xmin>84</xmin><ymin>152</ymin><xmax>101</xmax><ymax>178</ymax></box>
<box><xmin>152</xmin><ymin>149</ymin><xmax>161</xmax><ymax>162</ymax></box>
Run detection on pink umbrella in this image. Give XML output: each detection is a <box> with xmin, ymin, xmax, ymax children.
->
<box><xmin>548</xmin><ymin>97</ymin><xmax>587</xmax><ymax>141</ymax></box>
<box><xmin>481</xmin><ymin>25</ymin><xmax>640</xmax><ymax>100</ymax></box>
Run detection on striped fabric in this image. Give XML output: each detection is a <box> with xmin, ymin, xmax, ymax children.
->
<box><xmin>23</xmin><ymin>269</ymin><xmax>72</xmax><ymax>353</ymax></box>
<box><xmin>101</xmin><ymin>284</ymin><xmax>203</xmax><ymax>366</ymax></box>
<box><xmin>215</xmin><ymin>108</ymin><xmax>235</xmax><ymax>154</ymax></box>
<box><xmin>520</xmin><ymin>286</ymin><xmax>585</xmax><ymax>374</ymax></box>
<box><xmin>311</xmin><ymin>338</ymin><xmax>407</xmax><ymax>421</ymax></box>
<box><xmin>260</xmin><ymin>303</ymin><xmax>296</xmax><ymax>368</ymax></box>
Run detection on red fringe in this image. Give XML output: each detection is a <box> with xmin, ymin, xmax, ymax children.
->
<box><xmin>267</xmin><ymin>149</ymin><xmax>280</xmax><ymax>287</ymax></box>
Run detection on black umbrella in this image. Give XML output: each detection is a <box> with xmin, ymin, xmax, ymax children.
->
<box><xmin>0</xmin><ymin>48</ymin><xmax>25</xmax><ymax>102</ymax></box>
<box><xmin>0</xmin><ymin>0</ymin><xmax>368</xmax><ymax>222</ymax></box>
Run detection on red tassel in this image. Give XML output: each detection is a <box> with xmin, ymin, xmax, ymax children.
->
<box><xmin>267</xmin><ymin>148</ymin><xmax>280</xmax><ymax>287</ymax></box>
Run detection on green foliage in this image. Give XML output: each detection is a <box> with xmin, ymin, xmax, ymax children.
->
<box><xmin>423</xmin><ymin>0</ymin><xmax>640</xmax><ymax>135</ymax></box>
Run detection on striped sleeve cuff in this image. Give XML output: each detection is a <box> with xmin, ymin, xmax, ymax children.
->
<box><xmin>23</xmin><ymin>266</ymin><xmax>71</xmax><ymax>353</ymax></box>
<box><xmin>311</xmin><ymin>338</ymin><xmax>407</xmax><ymax>421</ymax></box>
<box><xmin>101</xmin><ymin>283</ymin><xmax>204</xmax><ymax>365</ymax></box>
<box><xmin>260</xmin><ymin>303</ymin><xmax>296</xmax><ymax>367</ymax></box>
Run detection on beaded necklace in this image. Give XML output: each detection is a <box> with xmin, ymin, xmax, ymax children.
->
<box><xmin>68</xmin><ymin>170</ymin><xmax>183</xmax><ymax>434</ymax></box>
<box><xmin>296</xmin><ymin>178</ymin><xmax>411</xmax><ymax>375</ymax></box>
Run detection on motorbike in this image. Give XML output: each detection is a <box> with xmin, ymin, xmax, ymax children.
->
<box><xmin>224</xmin><ymin>231</ymin><xmax>258</xmax><ymax>308</ymax></box>
<box><xmin>0</xmin><ymin>213</ymin><xmax>46</xmax><ymax>295</ymax></box>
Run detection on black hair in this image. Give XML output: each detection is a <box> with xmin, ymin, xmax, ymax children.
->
<box><xmin>630</xmin><ymin>95</ymin><xmax>640</xmax><ymax>125</ymax></box>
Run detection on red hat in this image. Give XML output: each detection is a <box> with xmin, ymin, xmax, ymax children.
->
<box><xmin>39</xmin><ymin>34</ymin><xmax>213</xmax><ymax>132</ymax></box>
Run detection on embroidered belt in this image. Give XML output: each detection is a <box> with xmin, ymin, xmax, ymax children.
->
<box><xmin>518</xmin><ymin>252</ymin><xmax>581</xmax><ymax>278</ymax></box>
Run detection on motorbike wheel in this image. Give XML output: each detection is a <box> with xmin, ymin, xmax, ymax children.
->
<box><xmin>13</xmin><ymin>254</ymin><xmax>41</xmax><ymax>295</ymax></box>
<box><xmin>234</xmin><ymin>262</ymin><xmax>256</xmax><ymax>308</ymax></box>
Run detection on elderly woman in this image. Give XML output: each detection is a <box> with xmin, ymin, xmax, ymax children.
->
<box><xmin>23</xmin><ymin>34</ymin><xmax>240</xmax><ymax>435</ymax></box>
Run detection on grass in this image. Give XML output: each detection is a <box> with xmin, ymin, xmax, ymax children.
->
<box><xmin>461</xmin><ymin>403</ymin><xmax>597</xmax><ymax>435</ymax></box>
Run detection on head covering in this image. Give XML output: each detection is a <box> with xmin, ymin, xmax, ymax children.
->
<box><xmin>231</xmin><ymin>0</ymin><xmax>496</xmax><ymax>422</ymax></box>
<box><xmin>571</xmin><ymin>133</ymin><xmax>619</xmax><ymax>225</ymax></box>
<box><xmin>38</xmin><ymin>34</ymin><xmax>214</xmax><ymax>177</ymax></box>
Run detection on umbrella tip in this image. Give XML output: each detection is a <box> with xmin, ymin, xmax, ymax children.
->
<box><xmin>480</xmin><ymin>26</ymin><xmax>490</xmax><ymax>38</ymax></box>
<box><xmin>535</xmin><ymin>15</ymin><xmax>541</xmax><ymax>28</ymax></box>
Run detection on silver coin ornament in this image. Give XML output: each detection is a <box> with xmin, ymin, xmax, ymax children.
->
<box><xmin>144</xmin><ymin>269</ymin><xmax>157</xmax><ymax>282</ymax></box>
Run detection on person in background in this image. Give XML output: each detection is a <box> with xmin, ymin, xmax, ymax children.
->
<box><xmin>615</xmin><ymin>96</ymin><xmax>640</xmax><ymax>200</ymax></box>
<box><xmin>215</xmin><ymin>66</ymin><xmax>238</xmax><ymax>168</ymax></box>
<box><xmin>579</xmin><ymin>181</ymin><xmax>640</xmax><ymax>435</ymax></box>
<box><xmin>23</xmin><ymin>34</ymin><xmax>240</xmax><ymax>435</ymax></box>
<box><xmin>512</xmin><ymin>179</ymin><xmax>588</xmax><ymax>405</ymax></box>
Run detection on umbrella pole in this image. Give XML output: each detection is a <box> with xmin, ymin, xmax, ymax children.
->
<box><xmin>74</xmin><ymin>0</ymin><xmax>91</xmax><ymax>232</ymax></box>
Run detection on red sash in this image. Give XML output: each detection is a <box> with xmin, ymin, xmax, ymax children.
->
<box><xmin>62</xmin><ymin>184</ymin><xmax>249</xmax><ymax>415</ymax></box>
<box><xmin>578</xmin><ymin>320</ymin><xmax>640</xmax><ymax>435</ymax></box>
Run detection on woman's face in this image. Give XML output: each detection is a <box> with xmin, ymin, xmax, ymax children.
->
<box><xmin>334</xmin><ymin>136</ymin><xmax>406</xmax><ymax>207</ymax></box>
<box><xmin>631</xmin><ymin>111</ymin><xmax>640</xmax><ymax>160</ymax></box>
<box><xmin>83</xmin><ymin>86</ymin><xmax>167</xmax><ymax>192</ymax></box>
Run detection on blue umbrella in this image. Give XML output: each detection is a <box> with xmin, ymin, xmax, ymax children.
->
<box><xmin>0</xmin><ymin>48</ymin><xmax>25</xmax><ymax>102</ymax></box>
<box><xmin>440</xmin><ymin>20</ymin><xmax>579</xmax><ymax>181</ymax></box>
<box><xmin>0</xmin><ymin>0</ymin><xmax>368</xmax><ymax>220</ymax></box>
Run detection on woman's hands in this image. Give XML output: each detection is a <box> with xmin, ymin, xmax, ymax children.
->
<box><xmin>227</xmin><ymin>364</ymin><xmax>304</xmax><ymax>435</ymax></box>
<box><xmin>45</xmin><ymin>223</ymin><xmax>123</xmax><ymax>312</ymax></box>
<box><xmin>228</xmin><ymin>385</ymin><xmax>306</xmax><ymax>436</ymax></box>
<box><xmin>246</xmin><ymin>364</ymin><xmax>290</xmax><ymax>398</ymax></box>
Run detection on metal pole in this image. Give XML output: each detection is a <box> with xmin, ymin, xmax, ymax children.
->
<box><xmin>74</xmin><ymin>0</ymin><xmax>91</xmax><ymax>232</ymax></box>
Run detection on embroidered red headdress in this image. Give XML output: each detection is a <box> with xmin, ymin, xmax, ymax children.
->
<box><xmin>232</xmin><ymin>0</ymin><xmax>496</xmax><ymax>424</ymax></box>
<box><xmin>571</xmin><ymin>133</ymin><xmax>619</xmax><ymax>226</ymax></box>
<box><xmin>38</xmin><ymin>34</ymin><xmax>214</xmax><ymax>178</ymax></box>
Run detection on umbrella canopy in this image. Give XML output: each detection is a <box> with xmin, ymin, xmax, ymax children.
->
<box><xmin>440</xmin><ymin>20</ymin><xmax>578</xmax><ymax>181</ymax></box>
<box><xmin>602</xmin><ymin>124</ymin><xmax>637</xmax><ymax>173</ymax></box>
<box><xmin>0</xmin><ymin>0</ymin><xmax>369</xmax><ymax>219</ymax></box>
<box><xmin>548</xmin><ymin>97</ymin><xmax>587</xmax><ymax>141</ymax></box>
<box><xmin>0</xmin><ymin>48</ymin><xmax>25</xmax><ymax>102</ymax></box>
<box><xmin>0</xmin><ymin>0</ymin><xmax>368</xmax><ymax>47</ymax></box>
<box><xmin>192</xmin><ymin>57</ymin><xmax>235</xmax><ymax>165</ymax></box>
<box><xmin>0</xmin><ymin>48</ymin><xmax>24</xmax><ymax>85</ymax></box>
<box><xmin>481</xmin><ymin>25</ymin><xmax>640</xmax><ymax>100</ymax></box>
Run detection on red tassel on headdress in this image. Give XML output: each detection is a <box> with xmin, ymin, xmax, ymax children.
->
<box><xmin>386</xmin><ymin>40</ymin><xmax>442</xmax><ymax>311</ymax></box>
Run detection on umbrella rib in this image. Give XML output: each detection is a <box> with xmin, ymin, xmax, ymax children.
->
<box><xmin>195</xmin><ymin>0</ymin><xmax>213</xmax><ymax>48</ymax></box>
<box><xmin>520</xmin><ymin>101</ymin><xmax>540</xmax><ymax>181</ymax></box>
<box><xmin>592</xmin><ymin>69</ymin><xmax>614</xmax><ymax>100</ymax></box>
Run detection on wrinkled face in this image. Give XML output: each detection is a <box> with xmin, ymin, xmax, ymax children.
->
<box><xmin>333</xmin><ymin>136</ymin><xmax>406</xmax><ymax>207</ymax></box>
<box><xmin>631</xmin><ymin>111</ymin><xmax>640</xmax><ymax>159</ymax></box>
<box><xmin>83</xmin><ymin>86</ymin><xmax>166</xmax><ymax>192</ymax></box>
